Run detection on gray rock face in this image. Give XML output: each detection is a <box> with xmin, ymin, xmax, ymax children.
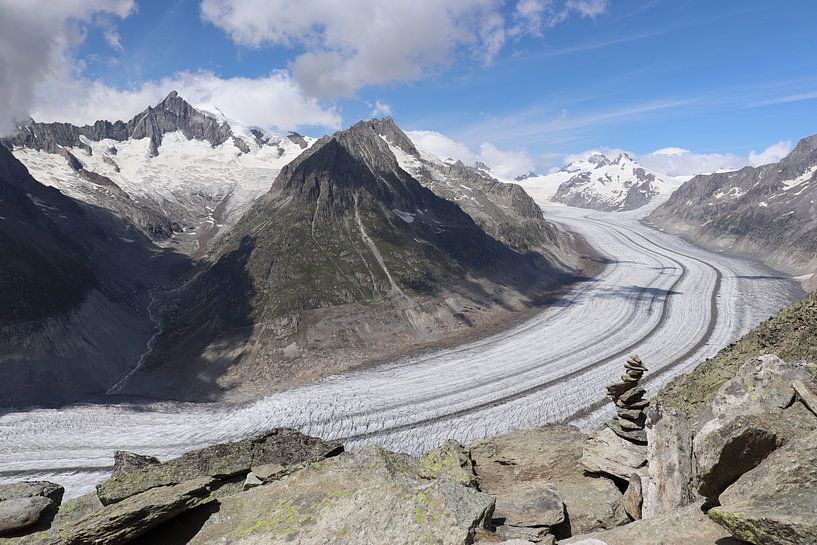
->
<box><xmin>471</xmin><ymin>425</ymin><xmax>628</xmax><ymax>539</ymax></box>
<box><xmin>648</xmin><ymin>133</ymin><xmax>817</xmax><ymax>275</ymax></box>
<box><xmin>580</xmin><ymin>426</ymin><xmax>647</xmax><ymax>481</ymax></box>
<box><xmin>709</xmin><ymin>428</ymin><xmax>817</xmax><ymax>544</ymax></box>
<box><xmin>694</xmin><ymin>414</ymin><xmax>781</xmax><ymax>503</ymax></box>
<box><xmin>96</xmin><ymin>429</ymin><xmax>343</xmax><ymax>504</ymax></box>
<box><xmin>0</xmin><ymin>498</ymin><xmax>52</xmax><ymax>535</ymax></box>
<box><xmin>643</xmin><ymin>403</ymin><xmax>696</xmax><ymax>518</ymax></box>
<box><xmin>181</xmin><ymin>445</ymin><xmax>495</xmax><ymax>545</ymax></box>
<box><xmin>0</xmin><ymin>481</ymin><xmax>63</xmax><ymax>535</ymax></box>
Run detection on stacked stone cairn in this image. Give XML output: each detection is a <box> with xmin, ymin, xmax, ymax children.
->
<box><xmin>605</xmin><ymin>354</ymin><xmax>649</xmax><ymax>443</ymax></box>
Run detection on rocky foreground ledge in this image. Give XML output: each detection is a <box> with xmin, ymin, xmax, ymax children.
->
<box><xmin>1</xmin><ymin>350</ymin><xmax>816</xmax><ymax>545</ymax></box>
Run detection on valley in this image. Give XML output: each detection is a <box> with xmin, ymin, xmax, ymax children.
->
<box><xmin>0</xmin><ymin>202</ymin><xmax>801</xmax><ymax>499</ymax></box>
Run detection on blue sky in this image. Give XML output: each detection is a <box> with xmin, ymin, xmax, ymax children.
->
<box><xmin>3</xmin><ymin>0</ymin><xmax>817</xmax><ymax>177</ymax></box>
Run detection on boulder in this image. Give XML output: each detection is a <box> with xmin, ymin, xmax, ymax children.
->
<box><xmin>493</xmin><ymin>483</ymin><xmax>564</xmax><ymax>542</ymax></box>
<box><xmin>471</xmin><ymin>425</ymin><xmax>629</xmax><ymax>538</ymax></box>
<box><xmin>643</xmin><ymin>403</ymin><xmax>696</xmax><ymax>517</ymax></box>
<box><xmin>418</xmin><ymin>439</ymin><xmax>477</xmax><ymax>488</ymax></box>
<box><xmin>560</xmin><ymin>502</ymin><xmax>743</xmax><ymax>545</ymax></box>
<box><xmin>621</xmin><ymin>473</ymin><xmax>642</xmax><ymax>520</ymax></box>
<box><xmin>180</xmin><ymin>446</ymin><xmax>495</xmax><ymax>545</ymax></box>
<box><xmin>59</xmin><ymin>477</ymin><xmax>212</xmax><ymax>545</ymax></box>
<box><xmin>96</xmin><ymin>429</ymin><xmax>342</xmax><ymax>504</ymax></box>
<box><xmin>112</xmin><ymin>451</ymin><xmax>160</xmax><ymax>479</ymax></box>
<box><xmin>251</xmin><ymin>463</ymin><xmax>287</xmax><ymax>482</ymax></box>
<box><xmin>693</xmin><ymin>414</ymin><xmax>781</xmax><ymax>503</ymax></box>
<box><xmin>580</xmin><ymin>426</ymin><xmax>647</xmax><ymax>481</ymax></box>
<box><xmin>708</xmin><ymin>428</ymin><xmax>817</xmax><ymax>545</ymax></box>
<box><xmin>0</xmin><ymin>497</ymin><xmax>52</xmax><ymax>535</ymax></box>
<box><xmin>0</xmin><ymin>481</ymin><xmax>63</xmax><ymax>535</ymax></box>
<box><xmin>242</xmin><ymin>472</ymin><xmax>263</xmax><ymax>491</ymax></box>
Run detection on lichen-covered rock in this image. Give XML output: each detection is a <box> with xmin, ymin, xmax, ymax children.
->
<box><xmin>0</xmin><ymin>481</ymin><xmax>63</xmax><ymax>535</ymax></box>
<box><xmin>709</xmin><ymin>428</ymin><xmax>817</xmax><ymax>545</ymax></box>
<box><xmin>96</xmin><ymin>429</ymin><xmax>342</xmax><ymax>504</ymax></box>
<box><xmin>0</xmin><ymin>497</ymin><xmax>52</xmax><ymax>535</ymax></box>
<box><xmin>580</xmin><ymin>426</ymin><xmax>647</xmax><ymax>481</ymax></box>
<box><xmin>471</xmin><ymin>425</ymin><xmax>628</xmax><ymax>538</ymax></box>
<box><xmin>179</xmin><ymin>445</ymin><xmax>495</xmax><ymax>545</ymax></box>
<box><xmin>418</xmin><ymin>439</ymin><xmax>477</xmax><ymax>488</ymax></box>
<box><xmin>111</xmin><ymin>451</ymin><xmax>160</xmax><ymax>479</ymax></box>
<box><xmin>561</xmin><ymin>503</ymin><xmax>743</xmax><ymax>545</ymax></box>
<box><xmin>59</xmin><ymin>477</ymin><xmax>212</xmax><ymax>545</ymax></box>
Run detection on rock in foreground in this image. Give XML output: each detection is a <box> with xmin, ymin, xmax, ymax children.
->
<box><xmin>97</xmin><ymin>429</ymin><xmax>343</xmax><ymax>504</ymax></box>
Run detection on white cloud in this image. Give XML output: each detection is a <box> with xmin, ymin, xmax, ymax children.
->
<box><xmin>406</xmin><ymin>129</ymin><xmax>535</xmax><ymax>179</ymax></box>
<box><xmin>407</xmin><ymin>130</ymin><xmax>478</xmax><ymax>163</ymax></box>
<box><xmin>30</xmin><ymin>71</ymin><xmax>341</xmax><ymax>132</ymax></box>
<box><xmin>370</xmin><ymin>100</ymin><xmax>392</xmax><ymax>118</ymax></box>
<box><xmin>478</xmin><ymin>142</ymin><xmax>536</xmax><ymax>179</ymax></box>
<box><xmin>201</xmin><ymin>0</ymin><xmax>608</xmax><ymax>98</ymax></box>
<box><xmin>0</xmin><ymin>0</ymin><xmax>136</xmax><ymax>134</ymax></box>
<box><xmin>748</xmin><ymin>140</ymin><xmax>792</xmax><ymax>166</ymax></box>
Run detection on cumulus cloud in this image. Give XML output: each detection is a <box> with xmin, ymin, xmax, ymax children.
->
<box><xmin>637</xmin><ymin>140</ymin><xmax>793</xmax><ymax>177</ymax></box>
<box><xmin>31</xmin><ymin>71</ymin><xmax>342</xmax><ymax>132</ymax></box>
<box><xmin>748</xmin><ymin>140</ymin><xmax>792</xmax><ymax>166</ymax></box>
<box><xmin>478</xmin><ymin>142</ymin><xmax>536</xmax><ymax>178</ymax></box>
<box><xmin>201</xmin><ymin>0</ymin><xmax>608</xmax><ymax>98</ymax></box>
<box><xmin>406</xmin><ymin>129</ymin><xmax>535</xmax><ymax>179</ymax></box>
<box><xmin>370</xmin><ymin>100</ymin><xmax>392</xmax><ymax>118</ymax></box>
<box><xmin>0</xmin><ymin>0</ymin><xmax>136</xmax><ymax>134</ymax></box>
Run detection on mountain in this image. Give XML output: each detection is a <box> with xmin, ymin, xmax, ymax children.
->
<box><xmin>647</xmin><ymin>134</ymin><xmax>817</xmax><ymax>276</ymax></box>
<box><xmin>0</xmin><ymin>144</ymin><xmax>185</xmax><ymax>407</ymax></box>
<box><xmin>3</xmin><ymin>92</ymin><xmax>313</xmax><ymax>255</ymax></box>
<box><xmin>374</xmin><ymin>118</ymin><xmax>575</xmax><ymax>262</ymax></box>
<box><xmin>115</xmin><ymin>119</ymin><xmax>583</xmax><ymax>401</ymax></box>
<box><xmin>519</xmin><ymin>152</ymin><xmax>669</xmax><ymax>212</ymax></box>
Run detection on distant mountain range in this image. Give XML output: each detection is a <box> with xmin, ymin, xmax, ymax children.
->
<box><xmin>516</xmin><ymin>152</ymin><xmax>671</xmax><ymax>212</ymax></box>
<box><xmin>3</xmin><ymin>91</ymin><xmax>313</xmax><ymax>256</ymax></box>
<box><xmin>0</xmin><ymin>96</ymin><xmax>584</xmax><ymax>405</ymax></box>
<box><xmin>648</xmin><ymin>134</ymin><xmax>817</xmax><ymax>278</ymax></box>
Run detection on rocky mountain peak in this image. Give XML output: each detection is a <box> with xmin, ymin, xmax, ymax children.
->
<box><xmin>586</xmin><ymin>152</ymin><xmax>611</xmax><ymax>167</ymax></box>
<box><xmin>365</xmin><ymin>116</ymin><xmax>420</xmax><ymax>158</ymax></box>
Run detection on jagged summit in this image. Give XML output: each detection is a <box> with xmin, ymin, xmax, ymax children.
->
<box><xmin>2</xmin><ymin>90</ymin><xmax>232</xmax><ymax>157</ymax></box>
<box><xmin>549</xmin><ymin>152</ymin><xmax>669</xmax><ymax>211</ymax></box>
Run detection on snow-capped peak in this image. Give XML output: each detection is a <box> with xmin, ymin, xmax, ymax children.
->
<box><xmin>515</xmin><ymin>151</ymin><xmax>671</xmax><ymax>212</ymax></box>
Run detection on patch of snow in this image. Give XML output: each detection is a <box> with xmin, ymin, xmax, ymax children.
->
<box><xmin>393</xmin><ymin>209</ymin><xmax>416</xmax><ymax>223</ymax></box>
<box><xmin>780</xmin><ymin>165</ymin><xmax>817</xmax><ymax>191</ymax></box>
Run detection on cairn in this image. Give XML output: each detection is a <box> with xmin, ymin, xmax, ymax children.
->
<box><xmin>605</xmin><ymin>354</ymin><xmax>649</xmax><ymax>443</ymax></box>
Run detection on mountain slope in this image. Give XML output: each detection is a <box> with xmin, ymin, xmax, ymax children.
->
<box><xmin>373</xmin><ymin>118</ymin><xmax>575</xmax><ymax>264</ymax></box>
<box><xmin>0</xmin><ymin>145</ymin><xmax>184</xmax><ymax>407</ymax></box>
<box><xmin>3</xmin><ymin>92</ymin><xmax>313</xmax><ymax>255</ymax></box>
<box><xmin>648</xmin><ymin>134</ymin><xmax>817</xmax><ymax>275</ymax></box>
<box><xmin>521</xmin><ymin>152</ymin><xmax>669</xmax><ymax>211</ymax></box>
<box><xmin>116</xmin><ymin>119</ymin><xmax>582</xmax><ymax>401</ymax></box>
